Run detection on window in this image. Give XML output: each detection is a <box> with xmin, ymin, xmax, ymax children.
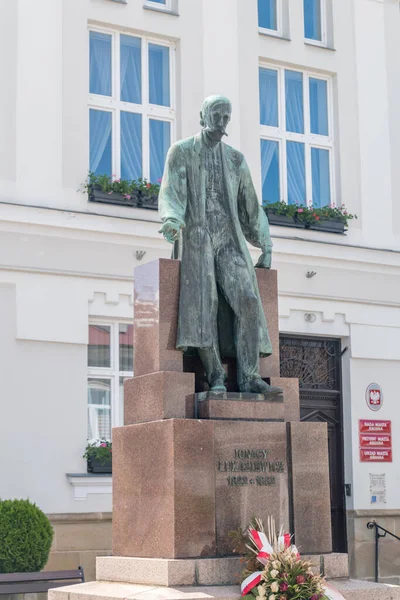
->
<box><xmin>87</xmin><ymin>323</ymin><xmax>133</xmax><ymax>440</ymax></box>
<box><xmin>89</xmin><ymin>29</ymin><xmax>175</xmax><ymax>184</ymax></box>
<box><xmin>259</xmin><ymin>65</ymin><xmax>333</xmax><ymax>207</ymax></box>
<box><xmin>304</xmin><ymin>0</ymin><xmax>326</xmax><ymax>45</ymax></box>
<box><xmin>258</xmin><ymin>0</ymin><xmax>281</xmax><ymax>35</ymax></box>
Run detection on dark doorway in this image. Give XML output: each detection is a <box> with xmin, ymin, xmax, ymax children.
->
<box><xmin>280</xmin><ymin>335</ymin><xmax>347</xmax><ymax>553</ymax></box>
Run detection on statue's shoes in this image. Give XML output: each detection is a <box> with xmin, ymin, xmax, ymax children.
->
<box><xmin>239</xmin><ymin>377</ymin><xmax>283</xmax><ymax>395</ymax></box>
<box><xmin>209</xmin><ymin>377</ymin><xmax>227</xmax><ymax>393</ymax></box>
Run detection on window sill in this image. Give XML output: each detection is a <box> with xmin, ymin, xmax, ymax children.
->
<box><xmin>143</xmin><ymin>4</ymin><xmax>179</xmax><ymax>16</ymax></box>
<box><xmin>67</xmin><ymin>473</ymin><xmax>112</xmax><ymax>501</ymax></box>
<box><xmin>259</xmin><ymin>29</ymin><xmax>291</xmax><ymax>42</ymax></box>
<box><xmin>304</xmin><ymin>40</ymin><xmax>335</xmax><ymax>51</ymax></box>
<box><xmin>108</xmin><ymin>0</ymin><xmax>127</xmax><ymax>3</ymax></box>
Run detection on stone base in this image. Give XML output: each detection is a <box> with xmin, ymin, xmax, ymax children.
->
<box><xmin>195</xmin><ymin>391</ymin><xmax>283</xmax><ymax>421</ymax></box>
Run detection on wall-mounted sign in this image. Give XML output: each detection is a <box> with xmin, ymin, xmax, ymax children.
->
<box><xmin>366</xmin><ymin>383</ymin><xmax>383</xmax><ymax>411</ymax></box>
<box><xmin>370</xmin><ymin>473</ymin><xmax>386</xmax><ymax>504</ymax></box>
<box><xmin>359</xmin><ymin>420</ymin><xmax>392</xmax><ymax>462</ymax></box>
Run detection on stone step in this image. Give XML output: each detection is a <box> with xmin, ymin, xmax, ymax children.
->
<box><xmin>48</xmin><ymin>578</ymin><xmax>400</xmax><ymax>600</ymax></box>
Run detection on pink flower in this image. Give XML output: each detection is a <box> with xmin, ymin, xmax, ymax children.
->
<box><xmin>100</xmin><ymin>443</ymin><xmax>107</xmax><ymax>447</ymax></box>
<box><xmin>315</xmin><ymin>216</ymin><xmax>320</xmax><ymax>221</ymax></box>
<box><xmin>280</xmin><ymin>582</ymin><xmax>288</xmax><ymax>592</ymax></box>
<box><xmin>157</xmin><ymin>178</ymin><xmax>162</xmax><ymax>183</ymax></box>
<box><xmin>310</xmin><ymin>596</ymin><xmax>319</xmax><ymax>600</ymax></box>
<box><xmin>112</xmin><ymin>174</ymin><xmax>116</xmax><ymax>178</ymax></box>
<box><xmin>146</xmin><ymin>183</ymin><xmax>151</xmax><ymax>189</ymax></box>
<box><xmin>296</xmin><ymin>575</ymin><xmax>305</xmax><ymax>584</ymax></box>
<box><xmin>297</xmin><ymin>208</ymin><xmax>304</xmax><ymax>213</ymax></box>
<box><xmin>123</xmin><ymin>194</ymin><xmax>131</xmax><ymax>200</ymax></box>
<box><xmin>108</xmin><ymin>191</ymin><xmax>113</xmax><ymax>195</ymax></box>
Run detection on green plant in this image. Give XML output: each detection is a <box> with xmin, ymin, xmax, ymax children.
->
<box><xmin>83</xmin><ymin>439</ymin><xmax>112</xmax><ymax>465</ymax></box>
<box><xmin>0</xmin><ymin>499</ymin><xmax>54</xmax><ymax>573</ymax></box>
<box><xmin>264</xmin><ymin>201</ymin><xmax>357</xmax><ymax>227</ymax></box>
<box><xmin>79</xmin><ymin>172</ymin><xmax>161</xmax><ymax>200</ymax></box>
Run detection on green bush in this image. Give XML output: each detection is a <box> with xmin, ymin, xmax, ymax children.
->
<box><xmin>0</xmin><ymin>499</ymin><xmax>54</xmax><ymax>573</ymax></box>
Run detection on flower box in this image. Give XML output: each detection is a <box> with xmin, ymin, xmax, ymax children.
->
<box><xmin>266</xmin><ymin>211</ymin><xmax>302</xmax><ymax>228</ymax></box>
<box><xmin>89</xmin><ymin>185</ymin><xmax>158</xmax><ymax>211</ymax></box>
<box><xmin>308</xmin><ymin>218</ymin><xmax>346</xmax><ymax>234</ymax></box>
<box><xmin>87</xmin><ymin>456</ymin><xmax>112</xmax><ymax>474</ymax></box>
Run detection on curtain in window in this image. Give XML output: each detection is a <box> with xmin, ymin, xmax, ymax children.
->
<box><xmin>285</xmin><ymin>70</ymin><xmax>304</xmax><ymax>134</ymax></box>
<box><xmin>149</xmin><ymin>44</ymin><xmax>170</xmax><ymax>106</ymax></box>
<box><xmin>312</xmin><ymin>147</ymin><xmax>330</xmax><ymax>207</ymax></box>
<box><xmin>287</xmin><ymin>141</ymin><xmax>305</xmax><ymax>205</ymax></box>
<box><xmin>90</xmin><ymin>109</ymin><xmax>112</xmax><ymax>176</ymax></box>
<box><xmin>304</xmin><ymin>0</ymin><xmax>322</xmax><ymax>41</ymax></box>
<box><xmin>150</xmin><ymin>119</ymin><xmax>170</xmax><ymax>183</ymax></box>
<box><xmin>121</xmin><ymin>112</ymin><xmax>142</xmax><ymax>181</ymax></box>
<box><xmin>120</xmin><ymin>35</ymin><xmax>141</xmax><ymax>104</ymax></box>
<box><xmin>259</xmin><ymin>68</ymin><xmax>278</xmax><ymax>127</ymax></box>
<box><xmin>88</xmin><ymin>379</ymin><xmax>111</xmax><ymax>441</ymax></box>
<box><xmin>261</xmin><ymin>139</ymin><xmax>280</xmax><ymax>204</ymax></box>
<box><xmin>309</xmin><ymin>78</ymin><xmax>328</xmax><ymax>136</ymax></box>
<box><xmin>90</xmin><ymin>32</ymin><xmax>112</xmax><ymax>96</ymax></box>
<box><xmin>258</xmin><ymin>0</ymin><xmax>277</xmax><ymax>30</ymax></box>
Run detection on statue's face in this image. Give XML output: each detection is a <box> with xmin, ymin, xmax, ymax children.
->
<box><xmin>204</xmin><ymin>102</ymin><xmax>232</xmax><ymax>142</ymax></box>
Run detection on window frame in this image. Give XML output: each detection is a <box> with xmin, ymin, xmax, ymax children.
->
<box><xmin>87</xmin><ymin>320</ymin><xmax>133</xmax><ymax>440</ymax></box>
<box><xmin>259</xmin><ymin>63</ymin><xmax>335</xmax><ymax>207</ymax></box>
<box><xmin>88</xmin><ymin>25</ymin><xmax>176</xmax><ymax>182</ymax></box>
<box><xmin>144</xmin><ymin>0</ymin><xmax>172</xmax><ymax>12</ymax></box>
<box><xmin>303</xmin><ymin>0</ymin><xmax>327</xmax><ymax>47</ymax></box>
<box><xmin>258</xmin><ymin>0</ymin><xmax>283</xmax><ymax>38</ymax></box>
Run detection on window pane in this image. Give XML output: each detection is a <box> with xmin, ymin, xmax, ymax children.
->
<box><xmin>304</xmin><ymin>0</ymin><xmax>322</xmax><ymax>41</ymax></box>
<box><xmin>287</xmin><ymin>141</ymin><xmax>305</xmax><ymax>205</ymax></box>
<box><xmin>258</xmin><ymin>0</ymin><xmax>277</xmax><ymax>30</ymax></box>
<box><xmin>149</xmin><ymin>44</ymin><xmax>170</xmax><ymax>106</ymax></box>
<box><xmin>90</xmin><ymin>31</ymin><xmax>112</xmax><ymax>96</ymax></box>
<box><xmin>150</xmin><ymin>0</ymin><xmax>166</xmax><ymax>3</ymax></box>
<box><xmin>285</xmin><ymin>71</ymin><xmax>304</xmax><ymax>134</ymax></box>
<box><xmin>120</xmin><ymin>35</ymin><xmax>141</xmax><ymax>104</ymax></box>
<box><xmin>312</xmin><ymin>147</ymin><xmax>331</xmax><ymax>207</ymax></box>
<box><xmin>119</xmin><ymin>376</ymin><xmax>127</xmax><ymax>426</ymax></box>
<box><xmin>88</xmin><ymin>325</ymin><xmax>111</xmax><ymax>367</ymax></box>
<box><xmin>150</xmin><ymin>119</ymin><xmax>170</xmax><ymax>183</ymax></box>
<box><xmin>121</xmin><ymin>112</ymin><xmax>142</xmax><ymax>181</ymax></box>
<box><xmin>119</xmin><ymin>324</ymin><xmax>133</xmax><ymax>372</ymax></box>
<box><xmin>88</xmin><ymin>378</ymin><xmax>111</xmax><ymax>440</ymax></box>
<box><xmin>259</xmin><ymin>68</ymin><xmax>278</xmax><ymax>127</ymax></box>
<box><xmin>261</xmin><ymin>140</ymin><xmax>280</xmax><ymax>204</ymax></box>
<box><xmin>310</xmin><ymin>78</ymin><xmax>328</xmax><ymax>135</ymax></box>
<box><xmin>89</xmin><ymin>109</ymin><xmax>112</xmax><ymax>176</ymax></box>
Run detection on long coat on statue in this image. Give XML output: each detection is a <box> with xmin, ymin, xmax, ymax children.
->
<box><xmin>158</xmin><ymin>132</ymin><xmax>273</xmax><ymax>358</ymax></box>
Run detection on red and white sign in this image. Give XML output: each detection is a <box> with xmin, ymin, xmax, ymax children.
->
<box><xmin>359</xmin><ymin>434</ymin><xmax>392</xmax><ymax>449</ymax></box>
<box><xmin>359</xmin><ymin>420</ymin><xmax>392</xmax><ymax>434</ymax></box>
<box><xmin>366</xmin><ymin>383</ymin><xmax>383</xmax><ymax>411</ymax></box>
<box><xmin>360</xmin><ymin>449</ymin><xmax>392</xmax><ymax>462</ymax></box>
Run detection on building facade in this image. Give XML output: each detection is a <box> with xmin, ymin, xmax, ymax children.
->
<box><xmin>1</xmin><ymin>0</ymin><xmax>400</xmax><ymax>583</ymax></box>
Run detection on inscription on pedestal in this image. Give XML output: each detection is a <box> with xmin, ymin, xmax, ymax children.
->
<box><xmin>217</xmin><ymin>447</ymin><xmax>285</xmax><ymax>487</ymax></box>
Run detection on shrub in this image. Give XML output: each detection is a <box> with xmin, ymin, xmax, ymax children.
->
<box><xmin>0</xmin><ymin>499</ymin><xmax>54</xmax><ymax>573</ymax></box>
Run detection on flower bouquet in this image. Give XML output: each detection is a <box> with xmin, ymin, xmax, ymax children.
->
<box><xmin>234</xmin><ymin>517</ymin><xmax>344</xmax><ymax>600</ymax></box>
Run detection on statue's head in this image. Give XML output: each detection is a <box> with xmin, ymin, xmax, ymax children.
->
<box><xmin>200</xmin><ymin>95</ymin><xmax>232</xmax><ymax>142</ymax></box>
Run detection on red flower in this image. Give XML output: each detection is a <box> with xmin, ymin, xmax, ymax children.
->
<box><xmin>315</xmin><ymin>216</ymin><xmax>320</xmax><ymax>221</ymax></box>
<box><xmin>296</xmin><ymin>575</ymin><xmax>305</xmax><ymax>584</ymax></box>
<box><xmin>310</xmin><ymin>595</ymin><xmax>319</xmax><ymax>600</ymax></box>
<box><xmin>280</xmin><ymin>582</ymin><xmax>288</xmax><ymax>592</ymax></box>
<box><xmin>146</xmin><ymin>183</ymin><xmax>151</xmax><ymax>188</ymax></box>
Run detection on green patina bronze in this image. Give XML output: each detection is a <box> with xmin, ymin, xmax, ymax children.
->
<box><xmin>158</xmin><ymin>95</ymin><xmax>282</xmax><ymax>394</ymax></box>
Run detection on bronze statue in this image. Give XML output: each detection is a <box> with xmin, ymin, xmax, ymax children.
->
<box><xmin>158</xmin><ymin>95</ymin><xmax>282</xmax><ymax>394</ymax></box>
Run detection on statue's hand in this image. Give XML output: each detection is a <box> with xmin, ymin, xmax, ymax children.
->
<box><xmin>255</xmin><ymin>248</ymin><xmax>272</xmax><ymax>269</ymax></box>
<box><xmin>158</xmin><ymin>220</ymin><xmax>180</xmax><ymax>244</ymax></box>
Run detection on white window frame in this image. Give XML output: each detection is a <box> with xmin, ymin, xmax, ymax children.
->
<box><xmin>144</xmin><ymin>0</ymin><xmax>172</xmax><ymax>12</ymax></box>
<box><xmin>304</xmin><ymin>0</ymin><xmax>327</xmax><ymax>47</ymax></box>
<box><xmin>88</xmin><ymin>26</ymin><xmax>176</xmax><ymax>181</ymax></box>
<box><xmin>259</xmin><ymin>64</ymin><xmax>335</xmax><ymax>207</ymax></box>
<box><xmin>87</xmin><ymin>320</ymin><xmax>133</xmax><ymax>440</ymax></box>
<box><xmin>258</xmin><ymin>0</ymin><xmax>283</xmax><ymax>37</ymax></box>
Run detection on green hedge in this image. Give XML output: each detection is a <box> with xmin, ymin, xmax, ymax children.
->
<box><xmin>0</xmin><ymin>499</ymin><xmax>54</xmax><ymax>573</ymax></box>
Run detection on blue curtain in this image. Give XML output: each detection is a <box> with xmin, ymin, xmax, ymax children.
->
<box><xmin>120</xmin><ymin>35</ymin><xmax>141</xmax><ymax>104</ymax></box>
<box><xmin>90</xmin><ymin>32</ymin><xmax>112</xmax><ymax>96</ymax></box>
<box><xmin>258</xmin><ymin>0</ymin><xmax>277</xmax><ymax>30</ymax></box>
<box><xmin>150</xmin><ymin>0</ymin><xmax>166</xmax><ymax>3</ymax></box>
<box><xmin>287</xmin><ymin>141</ymin><xmax>305</xmax><ymax>205</ymax></box>
<box><xmin>150</xmin><ymin>120</ymin><xmax>170</xmax><ymax>183</ymax></box>
<box><xmin>121</xmin><ymin>112</ymin><xmax>142</xmax><ymax>181</ymax></box>
<box><xmin>312</xmin><ymin>148</ymin><xmax>330</xmax><ymax>207</ymax></box>
<box><xmin>149</xmin><ymin>44</ymin><xmax>170</xmax><ymax>107</ymax></box>
<box><xmin>310</xmin><ymin>78</ymin><xmax>328</xmax><ymax>135</ymax></box>
<box><xmin>285</xmin><ymin>70</ymin><xmax>304</xmax><ymax>134</ymax></box>
<box><xmin>259</xmin><ymin>68</ymin><xmax>278</xmax><ymax>127</ymax></box>
<box><xmin>90</xmin><ymin>109</ymin><xmax>112</xmax><ymax>175</ymax></box>
<box><xmin>261</xmin><ymin>139</ymin><xmax>280</xmax><ymax>204</ymax></box>
<box><xmin>304</xmin><ymin>0</ymin><xmax>322</xmax><ymax>41</ymax></box>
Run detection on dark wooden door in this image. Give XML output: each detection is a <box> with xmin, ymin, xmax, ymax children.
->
<box><xmin>280</xmin><ymin>335</ymin><xmax>347</xmax><ymax>553</ymax></box>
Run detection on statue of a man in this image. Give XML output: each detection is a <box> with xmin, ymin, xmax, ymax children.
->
<box><xmin>158</xmin><ymin>95</ymin><xmax>282</xmax><ymax>395</ymax></box>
